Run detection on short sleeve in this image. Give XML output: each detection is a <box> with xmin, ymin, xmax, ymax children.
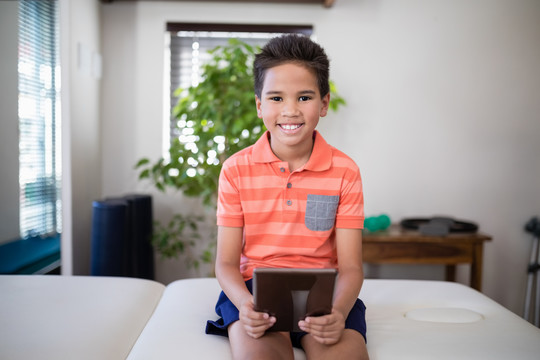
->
<box><xmin>335</xmin><ymin>163</ymin><xmax>364</xmax><ymax>229</ymax></box>
<box><xmin>216</xmin><ymin>159</ymin><xmax>244</xmax><ymax>227</ymax></box>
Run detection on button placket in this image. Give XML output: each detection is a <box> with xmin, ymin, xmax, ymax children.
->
<box><xmin>284</xmin><ymin>172</ymin><xmax>295</xmax><ymax>209</ymax></box>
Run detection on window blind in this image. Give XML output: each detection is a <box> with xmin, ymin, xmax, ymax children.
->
<box><xmin>18</xmin><ymin>0</ymin><xmax>61</xmax><ymax>238</ymax></box>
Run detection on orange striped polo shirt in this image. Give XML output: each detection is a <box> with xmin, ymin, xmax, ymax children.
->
<box><xmin>217</xmin><ymin>130</ymin><xmax>364</xmax><ymax>280</ymax></box>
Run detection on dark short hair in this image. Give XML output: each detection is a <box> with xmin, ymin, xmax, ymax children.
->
<box><xmin>253</xmin><ymin>34</ymin><xmax>330</xmax><ymax>99</ymax></box>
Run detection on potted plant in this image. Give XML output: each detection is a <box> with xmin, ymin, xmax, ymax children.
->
<box><xmin>136</xmin><ymin>38</ymin><xmax>345</xmax><ymax>273</ymax></box>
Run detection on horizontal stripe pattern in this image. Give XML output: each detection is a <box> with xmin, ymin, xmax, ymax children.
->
<box><xmin>217</xmin><ymin>131</ymin><xmax>364</xmax><ymax>280</ymax></box>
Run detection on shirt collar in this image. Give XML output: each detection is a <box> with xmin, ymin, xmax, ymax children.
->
<box><xmin>252</xmin><ymin>130</ymin><xmax>332</xmax><ymax>172</ymax></box>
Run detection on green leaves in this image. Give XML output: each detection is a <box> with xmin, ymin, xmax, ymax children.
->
<box><xmin>138</xmin><ymin>39</ymin><xmax>263</xmax><ymax>207</ymax></box>
<box><xmin>135</xmin><ymin>158</ymin><xmax>150</xmax><ymax>167</ymax></box>
<box><xmin>151</xmin><ymin>214</ymin><xmax>203</xmax><ymax>262</ymax></box>
<box><xmin>328</xmin><ymin>80</ymin><xmax>346</xmax><ymax>112</ymax></box>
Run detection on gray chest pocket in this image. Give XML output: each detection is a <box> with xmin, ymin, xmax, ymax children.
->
<box><xmin>305</xmin><ymin>194</ymin><xmax>340</xmax><ymax>231</ymax></box>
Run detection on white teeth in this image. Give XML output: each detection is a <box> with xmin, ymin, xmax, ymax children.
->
<box><xmin>281</xmin><ymin>124</ymin><xmax>301</xmax><ymax>130</ymax></box>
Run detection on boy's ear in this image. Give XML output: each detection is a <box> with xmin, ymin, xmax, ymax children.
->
<box><xmin>255</xmin><ymin>95</ymin><xmax>263</xmax><ymax>118</ymax></box>
<box><xmin>320</xmin><ymin>93</ymin><xmax>330</xmax><ymax>117</ymax></box>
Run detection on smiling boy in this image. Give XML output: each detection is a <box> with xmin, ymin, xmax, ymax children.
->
<box><xmin>206</xmin><ymin>34</ymin><xmax>369</xmax><ymax>360</ymax></box>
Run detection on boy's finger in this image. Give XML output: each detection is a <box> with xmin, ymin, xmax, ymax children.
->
<box><xmin>244</xmin><ymin>318</ymin><xmax>276</xmax><ymax>337</ymax></box>
<box><xmin>315</xmin><ymin>313</ymin><xmax>335</xmax><ymax>322</ymax></box>
<box><xmin>304</xmin><ymin>314</ymin><xmax>335</xmax><ymax>326</ymax></box>
<box><xmin>243</xmin><ymin>314</ymin><xmax>276</xmax><ymax>327</ymax></box>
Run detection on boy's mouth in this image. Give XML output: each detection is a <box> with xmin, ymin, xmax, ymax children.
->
<box><xmin>279</xmin><ymin>123</ymin><xmax>303</xmax><ymax>131</ymax></box>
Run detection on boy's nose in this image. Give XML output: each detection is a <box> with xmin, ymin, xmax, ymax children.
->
<box><xmin>281</xmin><ymin>101</ymin><xmax>300</xmax><ymax>117</ymax></box>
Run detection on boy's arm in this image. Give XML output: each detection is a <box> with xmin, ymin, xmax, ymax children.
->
<box><xmin>215</xmin><ymin>226</ymin><xmax>276</xmax><ymax>338</ymax></box>
<box><xmin>215</xmin><ymin>226</ymin><xmax>249</xmax><ymax>306</ymax></box>
<box><xmin>332</xmin><ymin>228</ymin><xmax>364</xmax><ymax>318</ymax></box>
<box><xmin>299</xmin><ymin>228</ymin><xmax>364</xmax><ymax>344</ymax></box>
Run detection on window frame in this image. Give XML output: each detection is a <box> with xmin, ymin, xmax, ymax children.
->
<box><xmin>18</xmin><ymin>0</ymin><xmax>62</xmax><ymax>238</ymax></box>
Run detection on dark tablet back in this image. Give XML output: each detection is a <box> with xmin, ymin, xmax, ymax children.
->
<box><xmin>253</xmin><ymin>268</ymin><xmax>338</xmax><ymax>332</ymax></box>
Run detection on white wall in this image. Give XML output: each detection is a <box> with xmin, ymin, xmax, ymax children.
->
<box><xmin>100</xmin><ymin>0</ymin><xmax>540</xmax><ymax>314</ymax></box>
<box><xmin>61</xmin><ymin>0</ymin><xmax>102</xmax><ymax>275</ymax></box>
<box><xmin>0</xmin><ymin>1</ymin><xmax>21</xmax><ymax>244</ymax></box>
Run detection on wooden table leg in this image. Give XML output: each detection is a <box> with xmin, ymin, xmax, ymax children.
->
<box><xmin>445</xmin><ymin>265</ymin><xmax>456</xmax><ymax>282</ymax></box>
<box><xmin>470</xmin><ymin>243</ymin><xmax>484</xmax><ymax>291</ymax></box>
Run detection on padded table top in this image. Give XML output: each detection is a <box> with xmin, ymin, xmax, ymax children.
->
<box><xmin>0</xmin><ymin>275</ymin><xmax>165</xmax><ymax>360</ymax></box>
<box><xmin>128</xmin><ymin>278</ymin><xmax>540</xmax><ymax>360</ymax></box>
<box><xmin>362</xmin><ymin>279</ymin><xmax>540</xmax><ymax>359</ymax></box>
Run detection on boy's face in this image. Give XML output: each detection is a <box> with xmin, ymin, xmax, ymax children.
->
<box><xmin>255</xmin><ymin>63</ymin><xmax>330</xmax><ymax>156</ymax></box>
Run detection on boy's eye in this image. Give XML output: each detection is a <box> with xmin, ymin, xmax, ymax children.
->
<box><xmin>299</xmin><ymin>96</ymin><xmax>311</xmax><ymax>101</ymax></box>
<box><xmin>269</xmin><ymin>96</ymin><xmax>282</xmax><ymax>102</ymax></box>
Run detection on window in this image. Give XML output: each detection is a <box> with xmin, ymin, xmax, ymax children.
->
<box><xmin>18</xmin><ymin>0</ymin><xmax>61</xmax><ymax>238</ymax></box>
<box><xmin>165</xmin><ymin>23</ymin><xmax>313</xmax><ymax>146</ymax></box>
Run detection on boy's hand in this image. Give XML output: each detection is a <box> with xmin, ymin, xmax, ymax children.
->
<box><xmin>238</xmin><ymin>297</ymin><xmax>276</xmax><ymax>339</ymax></box>
<box><xmin>298</xmin><ymin>308</ymin><xmax>346</xmax><ymax>345</ymax></box>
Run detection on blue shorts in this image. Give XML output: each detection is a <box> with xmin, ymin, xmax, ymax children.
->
<box><xmin>205</xmin><ymin>279</ymin><xmax>367</xmax><ymax>348</ymax></box>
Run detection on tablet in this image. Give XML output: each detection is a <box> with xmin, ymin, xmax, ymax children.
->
<box><xmin>253</xmin><ymin>268</ymin><xmax>338</xmax><ymax>332</ymax></box>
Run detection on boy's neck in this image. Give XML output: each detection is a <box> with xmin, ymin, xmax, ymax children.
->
<box><xmin>268</xmin><ymin>133</ymin><xmax>314</xmax><ymax>172</ymax></box>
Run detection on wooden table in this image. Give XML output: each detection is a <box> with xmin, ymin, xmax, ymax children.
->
<box><xmin>362</xmin><ymin>226</ymin><xmax>492</xmax><ymax>291</ymax></box>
